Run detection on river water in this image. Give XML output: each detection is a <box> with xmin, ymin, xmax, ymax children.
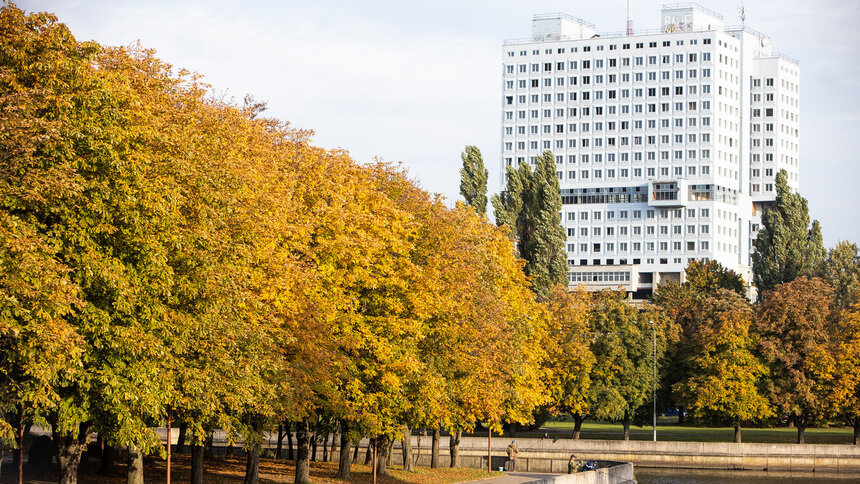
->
<box><xmin>635</xmin><ymin>467</ymin><xmax>859</xmax><ymax>483</ymax></box>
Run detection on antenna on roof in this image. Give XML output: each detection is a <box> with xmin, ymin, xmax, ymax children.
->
<box><xmin>739</xmin><ymin>0</ymin><xmax>746</xmax><ymax>27</ymax></box>
<box><xmin>626</xmin><ymin>0</ymin><xmax>634</xmax><ymax>36</ymax></box>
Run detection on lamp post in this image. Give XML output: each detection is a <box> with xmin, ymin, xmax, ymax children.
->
<box><xmin>650</xmin><ymin>320</ymin><xmax>656</xmax><ymax>442</ymax></box>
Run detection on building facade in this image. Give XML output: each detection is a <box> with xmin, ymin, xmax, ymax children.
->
<box><xmin>501</xmin><ymin>3</ymin><xmax>799</xmax><ymax>297</ymax></box>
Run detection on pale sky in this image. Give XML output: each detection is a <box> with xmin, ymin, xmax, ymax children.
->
<box><xmin>18</xmin><ymin>0</ymin><xmax>860</xmax><ymax>247</ymax></box>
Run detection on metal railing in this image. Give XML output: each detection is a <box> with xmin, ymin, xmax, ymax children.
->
<box><xmin>758</xmin><ymin>52</ymin><xmax>800</xmax><ymax>65</ymax></box>
<box><xmin>533</xmin><ymin>12</ymin><xmax>596</xmax><ymax>29</ymax></box>
<box><xmin>725</xmin><ymin>24</ymin><xmax>769</xmax><ymax>39</ymax></box>
<box><xmin>661</xmin><ymin>2</ymin><xmax>724</xmax><ymax>20</ymax></box>
<box><xmin>503</xmin><ymin>26</ymin><xmax>719</xmax><ymax>45</ymax></box>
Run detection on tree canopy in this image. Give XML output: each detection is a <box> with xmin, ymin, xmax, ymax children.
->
<box><xmin>458</xmin><ymin>145</ymin><xmax>488</xmax><ymax>217</ymax></box>
<box><xmin>752</xmin><ymin>170</ymin><xmax>825</xmax><ymax>299</ymax></box>
<box><xmin>491</xmin><ymin>151</ymin><xmax>567</xmax><ymax>300</ymax></box>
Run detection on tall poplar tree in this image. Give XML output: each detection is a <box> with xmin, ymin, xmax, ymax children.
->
<box><xmin>491</xmin><ymin>151</ymin><xmax>567</xmax><ymax>300</ymax></box>
<box><xmin>752</xmin><ymin>170</ymin><xmax>825</xmax><ymax>299</ymax></box>
<box><xmin>459</xmin><ymin>145</ymin><xmax>488</xmax><ymax>216</ymax></box>
<box><xmin>823</xmin><ymin>241</ymin><xmax>860</xmax><ymax>312</ymax></box>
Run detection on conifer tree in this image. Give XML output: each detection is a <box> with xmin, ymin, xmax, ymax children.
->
<box><xmin>458</xmin><ymin>145</ymin><xmax>488</xmax><ymax>216</ymax></box>
<box><xmin>752</xmin><ymin>170</ymin><xmax>825</xmax><ymax>299</ymax></box>
<box><xmin>491</xmin><ymin>151</ymin><xmax>567</xmax><ymax>300</ymax></box>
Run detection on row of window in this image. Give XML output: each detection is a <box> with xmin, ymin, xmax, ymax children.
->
<box><xmin>507</xmin><ymin>89</ymin><xmax>711</xmax><ymax>106</ymax></box>
<box><xmin>568</xmin><ymin>224</ymin><xmax>712</xmax><ymax>236</ymax></box>
<box><xmin>566</xmin><ymin>256</ymin><xmax>709</xmax><ymax>269</ymax></box>
<box><xmin>559</xmin><ymin>165</ymin><xmax>711</xmax><ymax>183</ymax></box>
<box><xmin>505</xmin><ymin>52</ymin><xmax>715</xmax><ymax>74</ymax></box>
<box><xmin>505</xmin><ymin>69</ymin><xmax>715</xmax><ymax>88</ymax></box>
<box><xmin>564</xmin><ymin>207</ymin><xmax>711</xmax><ymax>221</ymax></box>
<box><xmin>506</xmin><ymin>38</ymin><xmax>712</xmax><ymax>58</ymax></box>
<box><xmin>505</xmin><ymin>107</ymin><xmax>715</xmax><ymax>124</ymax></box>
<box><xmin>568</xmin><ymin>271</ymin><xmax>632</xmax><ymax>283</ymax></box>
<box><xmin>567</xmin><ymin>240</ymin><xmax>712</xmax><ymax>255</ymax></box>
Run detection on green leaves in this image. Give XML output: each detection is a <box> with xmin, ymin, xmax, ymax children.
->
<box><xmin>673</xmin><ymin>290</ymin><xmax>772</xmax><ymax>427</ymax></box>
<box><xmin>492</xmin><ymin>151</ymin><xmax>566</xmax><ymax>301</ymax></box>
<box><xmin>752</xmin><ymin>170</ymin><xmax>825</xmax><ymax>299</ymax></box>
<box><xmin>459</xmin><ymin>145</ymin><xmax>488</xmax><ymax>217</ymax></box>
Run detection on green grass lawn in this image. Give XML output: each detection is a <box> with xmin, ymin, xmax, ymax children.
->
<box><xmin>538</xmin><ymin>417</ymin><xmax>855</xmax><ymax>444</ymax></box>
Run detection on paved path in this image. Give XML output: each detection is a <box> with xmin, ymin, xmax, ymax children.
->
<box><xmin>463</xmin><ymin>472</ymin><xmax>560</xmax><ymax>483</ymax></box>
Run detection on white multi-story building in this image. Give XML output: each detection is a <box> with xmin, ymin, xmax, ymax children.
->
<box><xmin>501</xmin><ymin>3</ymin><xmax>799</xmax><ymax>298</ymax></box>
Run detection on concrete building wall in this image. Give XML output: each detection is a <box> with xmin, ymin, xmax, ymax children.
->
<box><xmin>501</xmin><ymin>5</ymin><xmax>799</xmax><ymax>297</ymax></box>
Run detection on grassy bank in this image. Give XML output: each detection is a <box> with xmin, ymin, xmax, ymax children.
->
<box><xmin>539</xmin><ymin>417</ymin><xmax>856</xmax><ymax>444</ymax></box>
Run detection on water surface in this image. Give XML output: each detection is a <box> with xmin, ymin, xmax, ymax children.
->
<box><xmin>635</xmin><ymin>467</ymin><xmax>859</xmax><ymax>484</ymax></box>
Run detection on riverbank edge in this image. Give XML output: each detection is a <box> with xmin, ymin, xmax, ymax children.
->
<box><xmin>338</xmin><ymin>435</ymin><xmax>860</xmax><ymax>475</ymax></box>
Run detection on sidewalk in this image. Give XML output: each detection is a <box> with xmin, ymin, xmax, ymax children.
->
<box><xmin>464</xmin><ymin>471</ymin><xmax>560</xmax><ymax>484</ymax></box>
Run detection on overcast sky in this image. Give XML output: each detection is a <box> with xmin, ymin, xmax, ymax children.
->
<box><xmin>18</xmin><ymin>0</ymin><xmax>860</xmax><ymax>247</ymax></box>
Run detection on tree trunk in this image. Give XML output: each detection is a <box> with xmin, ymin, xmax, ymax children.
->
<box><xmin>276</xmin><ymin>425</ymin><xmax>284</xmax><ymax>459</ymax></box>
<box><xmin>322</xmin><ymin>430</ymin><xmax>329</xmax><ymax>462</ymax></box>
<box><xmin>375</xmin><ymin>435</ymin><xmax>390</xmax><ymax>477</ymax></box>
<box><xmin>191</xmin><ymin>441</ymin><xmax>204</xmax><ymax>484</ymax></box>
<box><xmin>795</xmin><ymin>413</ymin><xmax>806</xmax><ymax>444</ymax></box>
<box><xmin>176</xmin><ymin>423</ymin><xmax>187</xmax><ymax>454</ymax></box>
<box><xmin>287</xmin><ymin>422</ymin><xmax>294</xmax><ymax>460</ymax></box>
<box><xmin>204</xmin><ymin>434</ymin><xmax>214</xmax><ymax>459</ymax></box>
<box><xmin>55</xmin><ymin>423</ymin><xmax>89</xmax><ymax>484</ymax></box>
<box><xmin>226</xmin><ymin>441</ymin><xmax>234</xmax><ymax>457</ymax></box>
<box><xmin>448</xmin><ymin>428</ymin><xmax>460</xmax><ymax>468</ymax></box>
<box><xmin>853</xmin><ymin>418</ymin><xmax>860</xmax><ymax>446</ymax></box>
<box><xmin>572</xmin><ymin>414</ymin><xmax>585</xmax><ymax>439</ymax></box>
<box><xmin>126</xmin><ymin>446</ymin><xmax>143</xmax><ymax>484</ymax></box>
<box><xmin>430</xmin><ymin>427</ymin><xmax>440</xmax><ymax>468</ymax></box>
<box><xmin>17</xmin><ymin>412</ymin><xmax>24</xmax><ymax>484</ymax></box>
<box><xmin>100</xmin><ymin>444</ymin><xmax>115</xmax><ymax>475</ymax></box>
<box><xmin>678</xmin><ymin>406</ymin><xmax>685</xmax><ymax>425</ymax></box>
<box><xmin>244</xmin><ymin>441</ymin><xmax>260</xmax><ymax>484</ymax></box>
<box><xmin>352</xmin><ymin>441</ymin><xmax>359</xmax><ymax>464</ymax></box>
<box><xmin>329</xmin><ymin>425</ymin><xmax>337</xmax><ymax>463</ymax></box>
<box><xmin>295</xmin><ymin>419</ymin><xmax>311</xmax><ymax>484</ymax></box>
<box><xmin>622</xmin><ymin>410</ymin><xmax>631</xmax><ymax>441</ymax></box>
<box><xmin>402</xmin><ymin>425</ymin><xmax>414</xmax><ymax>472</ymax></box>
<box><xmin>734</xmin><ymin>423</ymin><xmax>742</xmax><ymax>443</ymax></box>
<box><xmin>364</xmin><ymin>439</ymin><xmax>373</xmax><ymax>465</ymax></box>
<box><xmin>336</xmin><ymin>420</ymin><xmax>352</xmax><ymax>480</ymax></box>
<box><xmin>311</xmin><ymin>430</ymin><xmax>318</xmax><ymax>462</ymax></box>
<box><xmin>386</xmin><ymin>439</ymin><xmax>394</xmax><ymax>468</ymax></box>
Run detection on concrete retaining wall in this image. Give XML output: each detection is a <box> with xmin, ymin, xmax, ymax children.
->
<box><xmin>336</xmin><ymin>435</ymin><xmax>860</xmax><ymax>475</ymax></box>
<box><xmin>525</xmin><ymin>462</ymin><xmax>635</xmax><ymax>484</ymax></box>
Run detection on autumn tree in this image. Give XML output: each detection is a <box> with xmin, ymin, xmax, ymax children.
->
<box><xmin>672</xmin><ymin>290</ymin><xmax>772</xmax><ymax>442</ymax></box>
<box><xmin>587</xmin><ymin>291</ymin><xmax>666</xmax><ymax>440</ymax></box>
<box><xmin>459</xmin><ymin>145</ymin><xmax>488</xmax><ymax>216</ymax></box>
<box><xmin>756</xmin><ymin>277</ymin><xmax>835</xmax><ymax>443</ymax></box>
<box><xmin>823</xmin><ymin>303</ymin><xmax>860</xmax><ymax>445</ymax></box>
<box><xmin>492</xmin><ymin>151</ymin><xmax>567</xmax><ymax>300</ymax></box>
<box><xmin>653</xmin><ymin>259</ymin><xmax>747</xmax><ymax>421</ymax></box>
<box><xmin>752</xmin><ymin>170</ymin><xmax>825</xmax><ymax>299</ymax></box>
<box><xmin>0</xmin><ymin>8</ymin><xmax>199</xmax><ymax>482</ymax></box>
<box><xmin>0</xmin><ymin>213</ymin><xmax>83</xmax><ymax>480</ymax></box>
<box><xmin>824</xmin><ymin>241</ymin><xmax>860</xmax><ymax>312</ymax></box>
<box><xmin>684</xmin><ymin>259</ymin><xmax>746</xmax><ymax>297</ymax></box>
<box><xmin>543</xmin><ymin>285</ymin><xmax>594</xmax><ymax>439</ymax></box>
